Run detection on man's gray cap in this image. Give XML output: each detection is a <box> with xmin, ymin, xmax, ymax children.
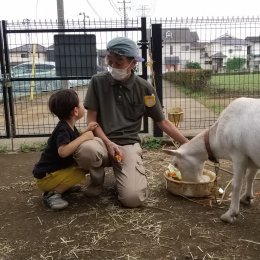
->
<box><xmin>107</xmin><ymin>37</ymin><xmax>144</xmax><ymax>62</ymax></box>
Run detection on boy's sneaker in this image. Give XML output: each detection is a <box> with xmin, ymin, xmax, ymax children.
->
<box><xmin>43</xmin><ymin>191</ymin><xmax>69</xmax><ymax>210</ymax></box>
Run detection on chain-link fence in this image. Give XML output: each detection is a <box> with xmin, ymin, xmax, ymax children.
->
<box><xmin>1</xmin><ymin>17</ymin><xmax>260</xmax><ymax>138</ymax></box>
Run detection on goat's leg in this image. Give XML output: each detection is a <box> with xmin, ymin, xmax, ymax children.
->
<box><xmin>240</xmin><ymin>166</ymin><xmax>257</xmax><ymax>205</ymax></box>
<box><xmin>220</xmin><ymin>155</ymin><xmax>247</xmax><ymax>223</ymax></box>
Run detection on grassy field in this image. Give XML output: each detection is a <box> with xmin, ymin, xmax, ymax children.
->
<box><xmin>170</xmin><ymin>72</ymin><xmax>260</xmax><ymax>116</ymax></box>
<box><xmin>210</xmin><ymin>73</ymin><xmax>260</xmax><ymax>93</ymax></box>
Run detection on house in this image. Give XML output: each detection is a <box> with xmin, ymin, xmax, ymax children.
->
<box><xmin>245</xmin><ymin>36</ymin><xmax>260</xmax><ymax>71</ymax></box>
<box><xmin>190</xmin><ymin>41</ymin><xmax>211</xmax><ymax>70</ymax></box>
<box><xmin>161</xmin><ymin>28</ymin><xmax>201</xmax><ymax>71</ymax></box>
<box><xmin>46</xmin><ymin>44</ymin><xmax>55</xmax><ymax>62</ymax></box>
<box><xmin>160</xmin><ymin>30</ymin><xmax>250</xmax><ymax>73</ymax></box>
<box><xmin>207</xmin><ymin>34</ymin><xmax>248</xmax><ymax>72</ymax></box>
<box><xmin>9</xmin><ymin>44</ymin><xmax>47</xmax><ymax>67</ymax></box>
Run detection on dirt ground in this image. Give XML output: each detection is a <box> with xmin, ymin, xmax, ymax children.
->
<box><xmin>0</xmin><ymin>149</ymin><xmax>260</xmax><ymax>260</ymax></box>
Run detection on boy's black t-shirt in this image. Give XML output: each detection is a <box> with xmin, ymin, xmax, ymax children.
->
<box><xmin>33</xmin><ymin>120</ymin><xmax>80</xmax><ymax>179</ymax></box>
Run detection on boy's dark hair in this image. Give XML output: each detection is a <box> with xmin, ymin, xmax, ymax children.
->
<box><xmin>48</xmin><ymin>89</ymin><xmax>79</xmax><ymax>120</ymax></box>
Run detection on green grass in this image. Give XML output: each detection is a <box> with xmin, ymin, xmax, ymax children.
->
<box><xmin>207</xmin><ymin>103</ymin><xmax>226</xmax><ymax>115</ymax></box>
<box><xmin>0</xmin><ymin>145</ymin><xmax>8</xmax><ymax>154</ymax></box>
<box><xmin>19</xmin><ymin>142</ymin><xmax>46</xmax><ymax>153</ymax></box>
<box><xmin>210</xmin><ymin>73</ymin><xmax>260</xmax><ymax>92</ymax></box>
<box><xmin>142</xmin><ymin>137</ymin><xmax>162</xmax><ymax>150</ymax></box>
<box><xmin>164</xmin><ymin>72</ymin><xmax>260</xmax><ymax>121</ymax></box>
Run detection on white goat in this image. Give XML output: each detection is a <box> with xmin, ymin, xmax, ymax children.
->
<box><xmin>164</xmin><ymin>97</ymin><xmax>260</xmax><ymax>223</ymax></box>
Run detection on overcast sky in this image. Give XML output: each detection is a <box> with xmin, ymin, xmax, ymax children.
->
<box><xmin>1</xmin><ymin>0</ymin><xmax>259</xmax><ymax>21</ymax></box>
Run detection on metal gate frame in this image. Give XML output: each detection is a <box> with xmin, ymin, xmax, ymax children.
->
<box><xmin>0</xmin><ymin>17</ymin><xmax>153</xmax><ymax>138</ymax></box>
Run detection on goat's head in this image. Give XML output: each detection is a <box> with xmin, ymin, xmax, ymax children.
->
<box><xmin>163</xmin><ymin>148</ymin><xmax>205</xmax><ymax>182</ymax></box>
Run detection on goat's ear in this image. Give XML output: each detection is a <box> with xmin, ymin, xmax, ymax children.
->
<box><xmin>162</xmin><ymin>148</ymin><xmax>179</xmax><ymax>156</ymax></box>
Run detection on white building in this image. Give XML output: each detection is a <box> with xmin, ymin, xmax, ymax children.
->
<box><xmin>161</xmin><ymin>28</ymin><xmax>201</xmax><ymax>72</ymax></box>
<box><xmin>159</xmin><ymin>29</ymin><xmax>250</xmax><ymax>73</ymax></box>
<box><xmin>207</xmin><ymin>34</ymin><xmax>248</xmax><ymax>72</ymax></box>
<box><xmin>9</xmin><ymin>44</ymin><xmax>47</xmax><ymax>67</ymax></box>
<box><xmin>245</xmin><ymin>36</ymin><xmax>260</xmax><ymax>71</ymax></box>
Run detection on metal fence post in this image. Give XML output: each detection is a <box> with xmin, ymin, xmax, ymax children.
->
<box><xmin>0</xmin><ymin>21</ymin><xmax>10</xmax><ymax>138</ymax></box>
<box><xmin>151</xmin><ymin>23</ymin><xmax>163</xmax><ymax>137</ymax></box>
<box><xmin>140</xmin><ymin>17</ymin><xmax>149</xmax><ymax>134</ymax></box>
<box><xmin>140</xmin><ymin>17</ymin><xmax>148</xmax><ymax>80</ymax></box>
<box><xmin>1</xmin><ymin>20</ymin><xmax>15</xmax><ymax>139</ymax></box>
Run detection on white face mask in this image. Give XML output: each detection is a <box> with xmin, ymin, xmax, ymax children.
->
<box><xmin>108</xmin><ymin>62</ymin><xmax>132</xmax><ymax>81</ymax></box>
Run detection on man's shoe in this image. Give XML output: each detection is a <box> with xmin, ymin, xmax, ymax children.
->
<box><xmin>85</xmin><ymin>183</ymin><xmax>103</xmax><ymax>197</ymax></box>
<box><xmin>43</xmin><ymin>191</ymin><xmax>69</xmax><ymax>210</ymax></box>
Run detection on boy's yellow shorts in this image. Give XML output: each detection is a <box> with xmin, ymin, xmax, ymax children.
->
<box><xmin>36</xmin><ymin>166</ymin><xmax>86</xmax><ymax>192</ymax></box>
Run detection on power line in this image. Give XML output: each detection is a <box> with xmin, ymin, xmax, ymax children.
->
<box><xmin>85</xmin><ymin>0</ymin><xmax>101</xmax><ymax>18</ymax></box>
<box><xmin>109</xmin><ymin>0</ymin><xmax>123</xmax><ymax>17</ymax></box>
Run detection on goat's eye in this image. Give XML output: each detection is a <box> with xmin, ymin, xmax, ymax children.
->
<box><xmin>174</xmin><ymin>163</ymin><xmax>178</xmax><ymax>168</ymax></box>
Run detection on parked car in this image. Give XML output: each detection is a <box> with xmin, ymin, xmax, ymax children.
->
<box><xmin>11</xmin><ymin>61</ymin><xmax>63</xmax><ymax>93</ymax></box>
<box><xmin>11</xmin><ymin>61</ymin><xmax>93</xmax><ymax>92</ymax></box>
<box><xmin>67</xmin><ymin>65</ymin><xmax>106</xmax><ymax>88</ymax></box>
<box><xmin>67</xmin><ymin>78</ymin><xmax>90</xmax><ymax>88</ymax></box>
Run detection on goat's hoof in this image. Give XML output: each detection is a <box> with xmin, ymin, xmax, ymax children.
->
<box><xmin>220</xmin><ymin>212</ymin><xmax>237</xmax><ymax>223</ymax></box>
<box><xmin>220</xmin><ymin>214</ymin><xmax>233</xmax><ymax>223</ymax></box>
<box><xmin>240</xmin><ymin>195</ymin><xmax>254</xmax><ymax>205</ymax></box>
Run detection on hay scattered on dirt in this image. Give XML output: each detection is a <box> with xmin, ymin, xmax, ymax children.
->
<box><xmin>0</xmin><ymin>242</ymin><xmax>14</xmax><ymax>256</ymax></box>
<box><xmin>0</xmin><ymin>180</ymin><xmax>35</xmax><ymax>192</ymax></box>
<box><xmin>1</xmin><ymin>149</ymin><xmax>260</xmax><ymax>259</ymax></box>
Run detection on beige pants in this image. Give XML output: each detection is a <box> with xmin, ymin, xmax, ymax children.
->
<box><xmin>74</xmin><ymin>137</ymin><xmax>148</xmax><ymax>208</ymax></box>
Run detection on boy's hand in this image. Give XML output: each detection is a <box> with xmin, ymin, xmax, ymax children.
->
<box><xmin>86</xmin><ymin>122</ymin><xmax>99</xmax><ymax>131</ymax></box>
<box><xmin>80</xmin><ymin>130</ymin><xmax>94</xmax><ymax>141</ymax></box>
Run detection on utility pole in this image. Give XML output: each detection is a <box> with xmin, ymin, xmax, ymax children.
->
<box><xmin>56</xmin><ymin>0</ymin><xmax>68</xmax><ymax>89</ymax></box>
<box><xmin>136</xmin><ymin>5</ymin><xmax>150</xmax><ymax>17</ymax></box>
<box><xmin>118</xmin><ymin>0</ymin><xmax>131</xmax><ymax>36</ymax></box>
<box><xmin>56</xmin><ymin>0</ymin><xmax>65</xmax><ymax>32</ymax></box>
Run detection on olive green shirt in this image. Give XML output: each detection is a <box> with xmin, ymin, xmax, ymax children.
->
<box><xmin>84</xmin><ymin>72</ymin><xmax>165</xmax><ymax>145</ymax></box>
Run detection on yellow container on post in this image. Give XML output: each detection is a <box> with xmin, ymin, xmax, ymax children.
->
<box><xmin>168</xmin><ymin>107</ymin><xmax>184</xmax><ymax>127</ymax></box>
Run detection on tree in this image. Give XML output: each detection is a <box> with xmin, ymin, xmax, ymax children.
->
<box><xmin>226</xmin><ymin>57</ymin><xmax>246</xmax><ymax>71</ymax></box>
<box><xmin>185</xmin><ymin>61</ymin><xmax>201</xmax><ymax>69</ymax></box>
